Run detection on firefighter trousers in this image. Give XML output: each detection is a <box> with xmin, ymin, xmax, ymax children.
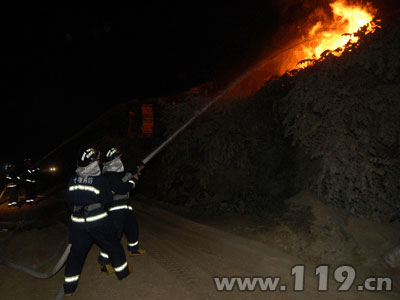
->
<box><xmin>24</xmin><ymin>182</ymin><xmax>36</xmax><ymax>204</ymax></box>
<box><xmin>64</xmin><ymin>218</ymin><xmax>130</xmax><ymax>294</ymax></box>
<box><xmin>98</xmin><ymin>208</ymin><xmax>139</xmax><ymax>265</ymax></box>
<box><xmin>6</xmin><ymin>186</ymin><xmax>18</xmax><ymax>207</ymax></box>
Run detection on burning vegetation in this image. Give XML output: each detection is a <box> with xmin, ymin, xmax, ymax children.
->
<box><xmin>227</xmin><ymin>0</ymin><xmax>381</xmax><ymax>98</ymax></box>
<box><xmin>57</xmin><ymin>1</ymin><xmax>399</xmax><ymax>223</ymax></box>
<box><xmin>146</xmin><ymin>3</ymin><xmax>400</xmax><ymax>221</ymax></box>
<box><xmin>295</xmin><ymin>0</ymin><xmax>380</xmax><ymax>67</ymax></box>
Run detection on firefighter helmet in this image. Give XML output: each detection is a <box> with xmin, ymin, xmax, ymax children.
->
<box><xmin>77</xmin><ymin>148</ymin><xmax>100</xmax><ymax>167</ymax></box>
<box><xmin>24</xmin><ymin>158</ymin><xmax>32</xmax><ymax>166</ymax></box>
<box><xmin>1</xmin><ymin>161</ymin><xmax>15</xmax><ymax>173</ymax></box>
<box><xmin>103</xmin><ymin>147</ymin><xmax>122</xmax><ymax>163</ymax></box>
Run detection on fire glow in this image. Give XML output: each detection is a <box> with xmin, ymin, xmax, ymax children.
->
<box><xmin>226</xmin><ymin>0</ymin><xmax>380</xmax><ymax>98</ymax></box>
<box><xmin>297</xmin><ymin>0</ymin><xmax>379</xmax><ymax>67</ymax></box>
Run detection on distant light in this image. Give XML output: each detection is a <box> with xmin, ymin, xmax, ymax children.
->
<box><xmin>49</xmin><ymin>167</ymin><xmax>57</xmax><ymax>172</ymax></box>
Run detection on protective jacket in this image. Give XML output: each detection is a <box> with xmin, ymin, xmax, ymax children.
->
<box><xmin>64</xmin><ymin>161</ymin><xmax>130</xmax><ymax>294</ymax></box>
<box><xmin>97</xmin><ymin>158</ymin><xmax>141</xmax><ymax>266</ymax></box>
<box><xmin>5</xmin><ymin>171</ymin><xmax>20</xmax><ymax>207</ymax></box>
<box><xmin>5</xmin><ymin>172</ymin><xmax>20</xmax><ymax>188</ymax></box>
<box><xmin>23</xmin><ymin>166</ymin><xmax>39</xmax><ymax>203</ymax></box>
<box><xmin>105</xmin><ymin>171</ymin><xmax>137</xmax><ymax>207</ymax></box>
<box><xmin>23</xmin><ymin>166</ymin><xmax>39</xmax><ymax>183</ymax></box>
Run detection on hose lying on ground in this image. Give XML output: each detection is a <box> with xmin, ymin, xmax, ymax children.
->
<box><xmin>31</xmin><ymin>239</ymin><xmax>69</xmax><ymax>271</ymax></box>
<box><xmin>7</xmin><ymin>38</ymin><xmax>329</xmax><ymax>298</ymax></box>
<box><xmin>4</xmin><ymin>243</ymin><xmax>71</xmax><ymax>279</ymax></box>
<box><xmin>0</xmin><ymin>219</ymin><xmax>70</xmax><ymax>279</ymax></box>
<box><xmin>55</xmin><ymin>286</ymin><xmax>65</xmax><ymax>300</ymax></box>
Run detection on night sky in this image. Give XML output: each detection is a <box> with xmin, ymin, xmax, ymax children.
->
<box><xmin>1</xmin><ymin>4</ymin><xmax>284</xmax><ymax>162</ymax></box>
<box><xmin>1</xmin><ymin>2</ymin><xmax>397</xmax><ymax>163</ymax></box>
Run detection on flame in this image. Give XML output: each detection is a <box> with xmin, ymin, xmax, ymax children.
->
<box><xmin>302</xmin><ymin>0</ymin><xmax>378</xmax><ymax>60</ymax></box>
<box><xmin>281</xmin><ymin>0</ymin><xmax>379</xmax><ymax>73</ymax></box>
<box><xmin>225</xmin><ymin>0</ymin><xmax>380</xmax><ymax>98</ymax></box>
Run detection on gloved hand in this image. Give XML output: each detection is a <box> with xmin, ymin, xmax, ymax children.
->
<box><xmin>133</xmin><ymin>164</ymin><xmax>145</xmax><ymax>180</ymax></box>
<box><xmin>121</xmin><ymin>172</ymin><xmax>133</xmax><ymax>183</ymax></box>
<box><xmin>123</xmin><ymin>163</ymin><xmax>145</xmax><ymax>182</ymax></box>
<box><xmin>126</xmin><ymin>164</ymin><xmax>145</xmax><ymax>177</ymax></box>
<box><xmin>136</xmin><ymin>164</ymin><xmax>145</xmax><ymax>176</ymax></box>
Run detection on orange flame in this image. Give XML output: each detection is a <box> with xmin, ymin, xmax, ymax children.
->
<box><xmin>226</xmin><ymin>0</ymin><xmax>380</xmax><ymax>98</ymax></box>
<box><xmin>303</xmin><ymin>0</ymin><xmax>378</xmax><ymax>59</ymax></box>
<box><xmin>281</xmin><ymin>0</ymin><xmax>379</xmax><ymax>73</ymax></box>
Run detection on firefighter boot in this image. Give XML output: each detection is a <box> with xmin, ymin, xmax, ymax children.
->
<box><xmin>129</xmin><ymin>249</ymin><xmax>146</xmax><ymax>256</ymax></box>
<box><xmin>100</xmin><ymin>264</ymin><xmax>115</xmax><ymax>275</ymax></box>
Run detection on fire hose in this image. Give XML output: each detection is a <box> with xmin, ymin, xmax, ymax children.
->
<box><xmin>18</xmin><ymin>84</ymin><xmax>232</xmax><ymax>299</ymax></box>
<box><xmin>141</xmin><ymin>94</ymin><xmax>221</xmax><ymax>165</ymax></box>
<box><xmin>5</xmin><ymin>48</ymin><xmax>284</xmax><ymax>298</ymax></box>
<box><xmin>0</xmin><ymin>186</ymin><xmax>6</xmax><ymax>201</ymax></box>
<box><xmin>4</xmin><ymin>243</ymin><xmax>71</xmax><ymax>279</ymax></box>
<box><xmin>0</xmin><ymin>218</ymin><xmax>70</xmax><ymax>299</ymax></box>
<box><xmin>0</xmin><ymin>220</ymin><xmax>69</xmax><ymax>277</ymax></box>
<box><xmin>8</xmin><ymin>37</ymin><xmax>328</xmax><ymax>299</ymax></box>
<box><xmin>0</xmin><ymin>93</ymin><xmax>223</xmax><ymax>300</ymax></box>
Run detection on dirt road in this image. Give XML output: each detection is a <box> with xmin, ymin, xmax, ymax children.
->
<box><xmin>0</xmin><ymin>198</ymin><xmax>398</xmax><ymax>300</ymax></box>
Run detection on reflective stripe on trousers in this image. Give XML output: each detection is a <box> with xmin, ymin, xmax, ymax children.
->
<box><xmin>128</xmin><ymin>241</ymin><xmax>138</xmax><ymax>247</ymax></box>
<box><xmin>114</xmin><ymin>261</ymin><xmax>128</xmax><ymax>272</ymax></box>
<box><xmin>65</xmin><ymin>275</ymin><xmax>80</xmax><ymax>283</ymax></box>
<box><xmin>71</xmin><ymin>212</ymin><xmax>108</xmax><ymax>223</ymax></box>
<box><xmin>108</xmin><ymin>205</ymin><xmax>133</xmax><ymax>212</ymax></box>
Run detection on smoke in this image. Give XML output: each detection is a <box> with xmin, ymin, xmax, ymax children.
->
<box><xmin>223</xmin><ymin>0</ymin><xmax>385</xmax><ymax>99</ymax></box>
<box><xmin>218</xmin><ymin>0</ymin><xmax>400</xmax><ymax>99</ymax></box>
<box><xmin>221</xmin><ymin>1</ymin><xmax>333</xmax><ymax>98</ymax></box>
<box><xmin>275</xmin><ymin>0</ymin><xmax>400</xmax><ymax>23</ymax></box>
<box><xmin>274</xmin><ymin>0</ymin><xmax>333</xmax><ymax>21</ymax></box>
<box><xmin>258</xmin><ymin>0</ymin><xmax>398</xmax><ymax>67</ymax></box>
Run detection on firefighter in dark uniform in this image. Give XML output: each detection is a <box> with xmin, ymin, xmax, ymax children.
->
<box><xmin>5</xmin><ymin>163</ymin><xmax>20</xmax><ymax>208</ymax></box>
<box><xmin>64</xmin><ymin>147</ymin><xmax>131</xmax><ymax>296</ymax></box>
<box><xmin>22</xmin><ymin>158</ymin><xmax>39</xmax><ymax>205</ymax></box>
<box><xmin>98</xmin><ymin>147</ymin><xmax>145</xmax><ymax>271</ymax></box>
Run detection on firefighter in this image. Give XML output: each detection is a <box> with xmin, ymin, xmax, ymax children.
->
<box><xmin>22</xmin><ymin>158</ymin><xmax>39</xmax><ymax>205</ymax></box>
<box><xmin>4</xmin><ymin>163</ymin><xmax>20</xmax><ymax>208</ymax></box>
<box><xmin>64</xmin><ymin>147</ymin><xmax>131</xmax><ymax>296</ymax></box>
<box><xmin>97</xmin><ymin>147</ymin><xmax>145</xmax><ymax>272</ymax></box>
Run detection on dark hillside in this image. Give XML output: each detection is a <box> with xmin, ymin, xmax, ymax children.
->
<box><xmin>277</xmin><ymin>18</ymin><xmax>400</xmax><ymax>220</ymax></box>
<box><xmin>149</xmin><ymin>17</ymin><xmax>400</xmax><ymax>221</ymax></box>
<box><xmin>44</xmin><ymin>17</ymin><xmax>400</xmax><ymax>222</ymax></box>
